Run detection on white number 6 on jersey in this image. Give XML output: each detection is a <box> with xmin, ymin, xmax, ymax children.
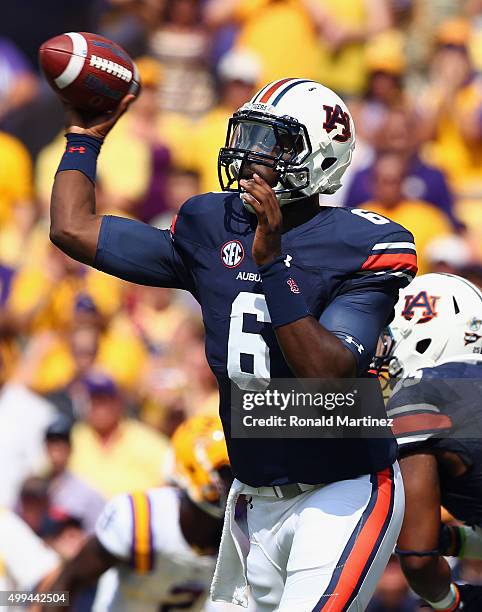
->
<box><xmin>228</xmin><ymin>292</ymin><xmax>271</xmax><ymax>391</ymax></box>
<box><xmin>351</xmin><ymin>209</ymin><xmax>390</xmax><ymax>225</ymax></box>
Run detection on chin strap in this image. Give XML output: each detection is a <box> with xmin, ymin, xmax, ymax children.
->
<box><xmin>241</xmin><ymin>185</ymin><xmax>310</xmax><ymax>211</ymax></box>
<box><xmin>276</xmin><ymin>189</ymin><xmax>311</xmax><ymax>206</ymax></box>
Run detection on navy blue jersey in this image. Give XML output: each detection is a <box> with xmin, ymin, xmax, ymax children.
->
<box><xmin>94</xmin><ymin>193</ymin><xmax>417</xmax><ymax>486</ymax></box>
<box><xmin>387</xmin><ymin>361</ymin><xmax>482</xmax><ymax>526</ymax></box>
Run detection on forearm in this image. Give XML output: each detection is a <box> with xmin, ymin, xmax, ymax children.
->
<box><xmin>400</xmin><ymin>555</ymin><xmax>452</xmax><ymax>602</ymax></box>
<box><xmin>275</xmin><ymin>317</ymin><xmax>356</xmax><ymax>379</ymax></box>
<box><xmin>398</xmin><ymin>453</ymin><xmax>453</xmax><ymax>603</ymax></box>
<box><xmin>243</xmin><ymin>176</ymin><xmax>370</xmax><ymax>380</ymax></box>
<box><xmin>258</xmin><ymin>256</ymin><xmax>356</xmax><ymax>379</ymax></box>
<box><xmin>49</xmin><ymin>95</ymin><xmax>134</xmax><ymax>266</ymax></box>
<box><xmin>50</xmin><ymin>169</ymin><xmax>102</xmax><ymax>265</ymax></box>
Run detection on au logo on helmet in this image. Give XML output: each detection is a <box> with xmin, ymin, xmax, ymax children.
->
<box><xmin>401</xmin><ymin>291</ymin><xmax>440</xmax><ymax>324</ymax></box>
<box><xmin>323</xmin><ymin>104</ymin><xmax>352</xmax><ymax>143</ymax></box>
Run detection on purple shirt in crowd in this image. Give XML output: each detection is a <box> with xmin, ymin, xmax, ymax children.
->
<box><xmin>345</xmin><ymin>154</ymin><xmax>463</xmax><ymax>230</ymax></box>
<box><xmin>0</xmin><ymin>265</ymin><xmax>14</xmax><ymax>306</ymax></box>
<box><xmin>0</xmin><ymin>37</ymin><xmax>32</xmax><ymax>100</ymax></box>
<box><xmin>137</xmin><ymin>144</ymin><xmax>171</xmax><ymax>224</ymax></box>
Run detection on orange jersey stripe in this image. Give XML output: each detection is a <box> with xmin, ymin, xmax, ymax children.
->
<box><xmin>259</xmin><ymin>78</ymin><xmax>293</xmax><ymax>103</ymax></box>
<box><xmin>361</xmin><ymin>253</ymin><xmax>418</xmax><ymax>273</ymax></box>
<box><xmin>131</xmin><ymin>492</ymin><xmax>152</xmax><ymax>573</ymax></box>
<box><xmin>170</xmin><ymin>214</ymin><xmax>178</xmax><ymax>235</ymax></box>
<box><xmin>322</xmin><ymin>469</ymin><xmax>394</xmax><ymax>610</ymax></box>
<box><xmin>392</xmin><ymin>413</ymin><xmax>452</xmax><ymax>436</ymax></box>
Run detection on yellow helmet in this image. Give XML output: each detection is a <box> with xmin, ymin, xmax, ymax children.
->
<box><xmin>171</xmin><ymin>415</ymin><xmax>231</xmax><ymax>517</ymax></box>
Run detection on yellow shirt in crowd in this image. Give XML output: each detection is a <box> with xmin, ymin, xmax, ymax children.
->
<box><xmin>7</xmin><ymin>265</ymin><xmax>121</xmax><ymax>334</ymax></box>
<box><xmin>362</xmin><ymin>199</ymin><xmax>451</xmax><ymax>275</ymax></box>
<box><xmin>0</xmin><ymin>132</ymin><xmax>34</xmax><ymax>266</ymax></box>
<box><xmin>69</xmin><ymin>420</ymin><xmax>170</xmax><ymax>499</ymax></box>
<box><xmin>131</xmin><ymin>302</ymin><xmax>190</xmax><ymax>349</ymax></box>
<box><xmin>191</xmin><ymin>105</ymin><xmax>232</xmax><ymax>194</ymax></box>
<box><xmin>26</xmin><ymin>320</ymin><xmax>148</xmax><ymax>395</ymax></box>
<box><xmin>316</xmin><ymin>0</ymin><xmax>369</xmax><ymax>96</ymax></box>
<box><xmin>36</xmin><ymin>112</ymin><xmax>191</xmax><ymax>208</ymax></box>
<box><xmin>235</xmin><ymin>0</ymin><xmax>369</xmax><ymax>95</ymax></box>
<box><xmin>0</xmin><ymin>132</ymin><xmax>33</xmax><ymax>226</ymax></box>
<box><xmin>424</xmin><ymin>81</ymin><xmax>482</xmax><ymax>197</ymax></box>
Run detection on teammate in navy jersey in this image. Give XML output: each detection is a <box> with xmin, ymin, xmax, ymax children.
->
<box><xmin>379</xmin><ymin>273</ymin><xmax>482</xmax><ymax>611</ymax></box>
<box><xmin>50</xmin><ymin>79</ymin><xmax>416</xmax><ymax>611</ymax></box>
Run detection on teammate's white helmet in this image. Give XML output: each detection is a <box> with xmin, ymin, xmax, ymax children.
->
<box><xmin>218</xmin><ymin>78</ymin><xmax>356</xmax><ymax>203</ymax></box>
<box><xmin>388</xmin><ymin>273</ymin><xmax>482</xmax><ymax>377</ymax></box>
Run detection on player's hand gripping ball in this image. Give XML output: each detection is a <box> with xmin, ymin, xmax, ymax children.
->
<box><xmin>39</xmin><ymin>32</ymin><xmax>140</xmax><ymax>113</ymax></box>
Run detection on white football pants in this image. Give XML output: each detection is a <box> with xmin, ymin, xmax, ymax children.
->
<box><xmin>245</xmin><ymin>463</ymin><xmax>404</xmax><ymax>612</ymax></box>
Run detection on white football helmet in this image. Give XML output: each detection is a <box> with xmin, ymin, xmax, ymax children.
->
<box><xmin>386</xmin><ymin>273</ymin><xmax>482</xmax><ymax>377</ymax></box>
<box><xmin>218</xmin><ymin>78</ymin><xmax>356</xmax><ymax>204</ymax></box>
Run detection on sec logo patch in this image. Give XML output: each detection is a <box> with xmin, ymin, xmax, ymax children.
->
<box><xmin>221</xmin><ymin>240</ymin><xmax>244</xmax><ymax>268</ymax></box>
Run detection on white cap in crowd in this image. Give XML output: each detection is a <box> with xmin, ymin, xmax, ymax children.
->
<box><xmin>425</xmin><ymin>234</ymin><xmax>473</xmax><ymax>268</ymax></box>
<box><xmin>217</xmin><ymin>48</ymin><xmax>262</xmax><ymax>85</ymax></box>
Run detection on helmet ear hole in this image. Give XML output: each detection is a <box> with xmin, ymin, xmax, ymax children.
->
<box><xmin>321</xmin><ymin>157</ymin><xmax>337</xmax><ymax>171</ymax></box>
<box><xmin>415</xmin><ymin>338</ymin><xmax>431</xmax><ymax>354</ymax></box>
<box><xmin>452</xmin><ymin>296</ymin><xmax>460</xmax><ymax>314</ymax></box>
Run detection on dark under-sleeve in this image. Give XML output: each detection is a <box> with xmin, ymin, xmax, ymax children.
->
<box><xmin>320</xmin><ymin>227</ymin><xmax>417</xmax><ymax>373</ymax></box>
<box><xmin>93</xmin><ymin>215</ymin><xmax>196</xmax><ymax>293</ymax></box>
<box><xmin>319</xmin><ymin>286</ymin><xmax>396</xmax><ymax>374</ymax></box>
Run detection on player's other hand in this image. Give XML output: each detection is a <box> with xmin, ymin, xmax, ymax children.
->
<box><xmin>419</xmin><ymin>584</ymin><xmax>482</xmax><ymax>611</ymax></box>
<box><xmin>64</xmin><ymin>94</ymin><xmax>136</xmax><ymax>140</ymax></box>
<box><xmin>241</xmin><ymin>173</ymin><xmax>282</xmax><ymax>267</ymax></box>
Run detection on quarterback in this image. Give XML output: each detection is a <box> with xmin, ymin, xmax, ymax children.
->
<box><xmin>50</xmin><ymin>78</ymin><xmax>417</xmax><ymax>611</ymax></box>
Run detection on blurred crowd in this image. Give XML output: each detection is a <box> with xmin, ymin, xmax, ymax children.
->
<box><xmin>1</xmin><ymin>0</ymin><xmax>482</xmax><ymax>610</ymax></box>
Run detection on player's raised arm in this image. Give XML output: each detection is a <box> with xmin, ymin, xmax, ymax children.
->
<box><xmin>49</xmin><ymin>96</ymin><xmax>134</xmax><ymax>265</ymax></box>
<box><xmin>49</xmin><ymin>98</ymin><xmax>195</xmax><ymax>291</ymax></box>
<box><xmin>42</xmin><ymin>33</ymin><xmax>194</xmax><ymax>289</ymax></box>
<box><xmin>40</xmin><ymin>32</ymin><xmax>138</xmax><ymax>266</ymax></box>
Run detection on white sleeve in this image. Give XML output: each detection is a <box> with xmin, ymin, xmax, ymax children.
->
<box><xmin>0</xmin><ymin>511</ymin><xmax>59</xmax><ymax>590</ymax></box>
<box><xmin>95</xmin><ymin>494</ymin><xmax>133</xmax><ymax>560</ymax></box>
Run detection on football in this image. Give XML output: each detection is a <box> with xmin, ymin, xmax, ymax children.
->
<box><xmin>39</xmin><ymin>32</ymin><xmax>140</xmax><ymax>113</ymax></box>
